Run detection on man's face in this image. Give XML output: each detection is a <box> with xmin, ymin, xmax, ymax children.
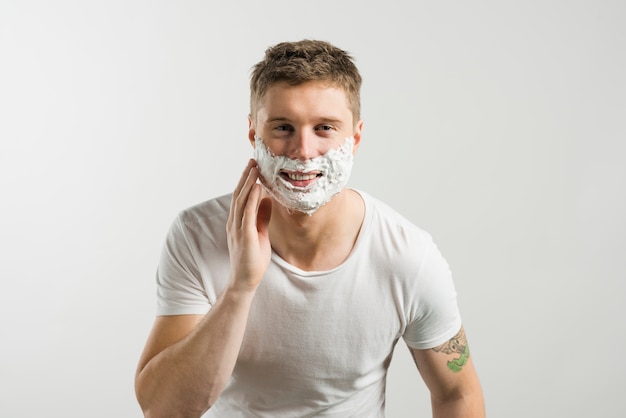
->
<box><xmin>248</xmin><ymin>81</ymin><xmax>363</xmax><ymax>214</ymax></box>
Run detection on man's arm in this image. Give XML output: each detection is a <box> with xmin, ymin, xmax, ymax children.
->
<box><xmin>135</xmin><ymin>287</ymin><xmax>256</xmax><ymax>418</ymax></box>
<box><xmin>409</xmin><ymin>326</ymin><xmax>485</xmax><ymax>418</ymax></box>
<box><xmin>135</xmin><ymin>160</ymin><xmax>272</xmax><ymax>418</ymax></box>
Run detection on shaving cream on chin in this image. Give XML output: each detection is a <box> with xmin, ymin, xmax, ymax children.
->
<box><xmin>253</xmin><ymin>136</ymin><xmax>355</xmax><ymax>216</ymax></box>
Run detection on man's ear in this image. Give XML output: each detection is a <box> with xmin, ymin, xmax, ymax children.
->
<box><xmin>248</xmin><ymin>114</ymin><xmax>256</xmax><ymax>147</ymax></box>
<box><xmin>352</xmin><ymin>119</ymin><xmax>364</xmax><ymax>154</ymax></box>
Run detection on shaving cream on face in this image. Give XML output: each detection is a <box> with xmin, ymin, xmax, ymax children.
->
<box><xmin>253</xmin><ymin>136</ymin><xmax>355</xmax><ymax>216</ymax></box>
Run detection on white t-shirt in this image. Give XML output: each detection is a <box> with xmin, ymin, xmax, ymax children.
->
<box><xmin>156</xmin><ymin>190</ymin><xmax>462</xmax><ymax>417</ymax></box>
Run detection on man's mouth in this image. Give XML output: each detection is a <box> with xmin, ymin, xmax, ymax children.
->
<box><xmin>280</xmin><ymin>170</ymin><xmax>322</xmax><ymax>187</ymax></box>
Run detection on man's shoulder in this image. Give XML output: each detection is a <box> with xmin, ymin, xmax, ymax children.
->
<box><xmin>176</xmin><ymin>193</ymin><xmax>232</xmax><ymax>229</ymax></box>
<box><xmin>356</xmin><ymin>190</ymin><xmax>436</xmax><ymax>263</ymax></box>
<box><xmin>359</xmin><ymin>190</ymin><xmax>430</xmax><ymax>234</ymax></box>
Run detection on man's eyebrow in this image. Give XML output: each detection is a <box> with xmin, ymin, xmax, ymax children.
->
<box><xmin>265</xmin><ymin>116</ymin><xmax>291</xmax><ymax>123</ymax></box>
<box><xmin>318</xmin><ymin>118</ymin><xmax>343</xmax><ymax>124</ymax></box>
<box><xmin>265</xmin><ymin>116</ymin><xmax>344</xmax><ymax>124</ymax></box>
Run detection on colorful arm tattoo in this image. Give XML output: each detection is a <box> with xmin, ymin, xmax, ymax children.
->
<box><xmin>432</xmin><ymin>326</ymin><xmax>470</xmax><ymax>373</ymax></box>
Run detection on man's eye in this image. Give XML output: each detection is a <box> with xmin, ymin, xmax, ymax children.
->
<box><xmin>317</xmin><ymin>125</ymin><xmax>333</xmax><ymax>131</ymax></box>
<box><xmin>276</xmin><ymin>125</ymin><xmax>292</xmax><ymax>131</ymax></box>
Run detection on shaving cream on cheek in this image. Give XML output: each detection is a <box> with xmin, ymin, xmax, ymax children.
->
<box><xmin>253</xmin><ymin>136</ymin><xmax>355</xmax><ymax>215</ymax></box>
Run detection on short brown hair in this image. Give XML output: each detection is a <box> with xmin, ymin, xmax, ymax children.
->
<box><xmin>250</xmin><ymin>39</ymin><xmax>362</xmax><ymax>124</ymax></box>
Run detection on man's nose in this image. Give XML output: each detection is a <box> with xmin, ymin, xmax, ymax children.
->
<box><xmin>289</xmin><ymin>131</ymin><xmax>316</xmax><ymax>161</ymax></box>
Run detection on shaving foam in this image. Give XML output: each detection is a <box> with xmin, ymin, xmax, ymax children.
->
<box><xmin>253</xmin><ymin>136</ymin><xmax>354</xmax><ymax>215</ymax></box>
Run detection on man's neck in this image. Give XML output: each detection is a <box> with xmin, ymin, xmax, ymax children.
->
<box><xmin>267</xmin><ymin>189</ymin><xmax>365</xmax><ymax>272</ymax></box>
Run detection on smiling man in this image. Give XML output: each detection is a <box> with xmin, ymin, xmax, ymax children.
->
<box><xmin>135</xmin><ymin>40</ymin><xmax>485</xmax><ymax>418</ymax></box>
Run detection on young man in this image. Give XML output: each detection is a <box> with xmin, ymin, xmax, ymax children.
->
<box><xmin>135</xmin><ymin>40</ymin><xmax>485</xmax><ymax>417</ymax></box>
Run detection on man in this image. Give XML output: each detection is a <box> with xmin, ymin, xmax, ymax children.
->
<box><xmin>135</xmin><ymin>39</ymin><xmax>485</xmax><ymax>417</ymax></box>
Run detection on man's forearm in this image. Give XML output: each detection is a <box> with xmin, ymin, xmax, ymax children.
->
<box><xmin>135</xmin><ymin>287</ymin><xmax>256</xmax><ymax>418</ymax></box>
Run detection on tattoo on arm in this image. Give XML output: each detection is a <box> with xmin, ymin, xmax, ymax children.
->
<box><xmin>432</xmin><ymin>326</ymin><xmax>470</xmax><ymax>373</ymax></box>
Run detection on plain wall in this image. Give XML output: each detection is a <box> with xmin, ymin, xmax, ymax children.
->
<box><xmin>1</xmin><ymin>1</ymin><xmax>624</xmax><ymax>417</ymax></box>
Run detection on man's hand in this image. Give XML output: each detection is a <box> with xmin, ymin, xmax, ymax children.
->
<box><xmin>226</xmin><ymin>159</ymin><xmax>272</xmax><ymax>292</ymax></box>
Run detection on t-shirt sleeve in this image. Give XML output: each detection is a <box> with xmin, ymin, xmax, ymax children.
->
<box><xmin>155</xmin><ymin>214</ymin><xmax>211</xmax><ymax>316</ymax></box>
<box><xmin>402</xmin><ymin>240</ymin><xmax>463</xmax><ymax>349</ymax></box>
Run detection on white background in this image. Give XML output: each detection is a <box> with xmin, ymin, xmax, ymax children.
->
<box><xmin>1</xmin><ymin>1</ymin><xmax>625</xmax><ymax>417</ymax></box>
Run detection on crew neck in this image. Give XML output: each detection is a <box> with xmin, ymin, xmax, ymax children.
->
<box><xmin>270</xmin><ymin>189</ymin><xmax>373</xmax><ymax>278</ymax></box>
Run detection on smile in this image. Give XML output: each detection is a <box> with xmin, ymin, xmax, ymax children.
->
<box><xmin>281</xmin><ymin>171</ymin><xmax>322</xmax><ymax>181</ymax></box>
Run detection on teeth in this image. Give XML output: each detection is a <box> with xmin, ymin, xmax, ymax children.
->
<box><xmin>287</xmin><ymin>173</ymin><xmax>317</xmax><ymax>181</ymax></box>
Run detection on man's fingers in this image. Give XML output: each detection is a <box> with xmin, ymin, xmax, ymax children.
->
<box><xmin>241</xmin><ymin>179</ymin><xmax>264</xmax><ymax>230</ymax></box>
<box><xmin>233</xmin><ymin>159</ymin><xmax>256</xmax><ymax>197</ymax></box>
<box><xmin>229</xmin><ymin>160</ymin><xmax>258</xmax><ymax>227</ymax></box>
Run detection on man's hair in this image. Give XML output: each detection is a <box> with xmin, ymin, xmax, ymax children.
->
<box><xmin>250</xmin><ymin>39</ymin><xmax>362</xmax><ymax>124</ymax></box>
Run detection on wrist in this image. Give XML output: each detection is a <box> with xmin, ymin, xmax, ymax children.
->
<box><xmin>224</xmin><ymin>278</ymin><xmax>260</xmax><ymax>300</ymax></box>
